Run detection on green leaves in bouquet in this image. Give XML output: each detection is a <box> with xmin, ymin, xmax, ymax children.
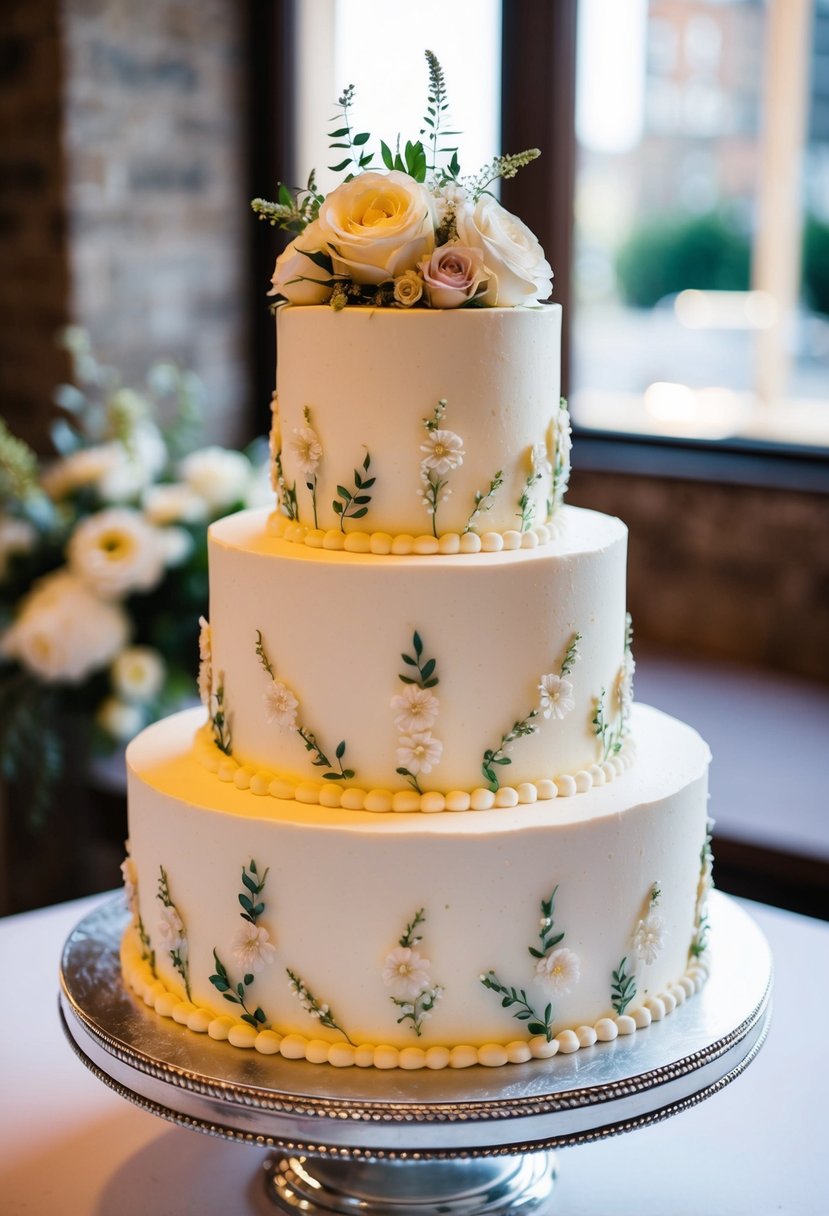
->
<box><xmin>379</xmin><ymin>138</ymin><xmax>428</xmax><ymax>184</ymax></box>
<box><xmin>420</xmin><ymin>49</ymin><xmax>460</xmax><ymax>182</ymax></box>
<box><xmin>328</xmin><ymin>84</ymin><xmax>376</xmax><ymax>177</ymax></box>
<box><xmin>251</xmin><ymin>170</ymin><xmax>323</xmax><ymax>236</ymax></box>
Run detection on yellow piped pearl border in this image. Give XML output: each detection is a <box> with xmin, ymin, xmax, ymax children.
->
<box><xmin>266</xmin><ymin>510</ymin><xmax>561</xmax><ymax>555</ymax></box>
<box><xmin>121</xmin><ymin>927</ymin><xmax>709</xmax><ymax>1069</ymax></box>
<box><xmin>195</xmin><ymin>726</ymin><xmax>637</xmax><ymax>814</ymax></box>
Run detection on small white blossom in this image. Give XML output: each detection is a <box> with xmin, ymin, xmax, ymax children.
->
<box><xmin>619</xmin><ymin>649</ymin><xmax>635</xmax><ymax>714</ymax></box>
<box><xmin>396</xmin><ymin>731</ymin><xmax>443</xmax><ymax>775</ymax></box>
<box><xmin>142</xmin><ymin>482</ymin><xmax>207</xmax><ymax>526</ymax></box>
<box><xmin>112</xmin><ymin>646</ymin><xmax>165</xmax><ymax>704</ymax></box>
<box><xmin>531</xmin><ymin>442</ymin><xmax>552</xmax><ymax>477</ymax></box>
<box><xmin>382</xmin><ymin>946</ymin><xmax>432</xmax><ymax>1001</ymax></box>
<box><xmin>97</xmin><ymin>695</ymin><xmax>144</xmax><ymax>742</ymax></box>
<box><xmin>390</xmin><ymin>684</ymin><xmax>440</xmax><ymax>733</ymax></box>
<box><xmin>68</xmin><ymin>508</ymin><xmax>166</xmax><ymax>600</ymax></box>
<box><xmin>179</xmin><ymin>446</ymin><xmax>252</xmax><ymax>511</ymax></box>
<box><xmin>393</xmin><ymin>270</ymin><xmax>424</xmax><ymax>307</ymax></box>
<box><xmin>264</xmin><ymin>679</ymin><xmax>299</xmax><ymax>729</ymax></box>
<box><xmin>534</xmin><ymin>947</ymin><xmax>581</xmax><ymax>994</ymax></box>
<box><xmin>157</xmin><ymin>903</ymin><xmax>184</xmax><ymax>951</ymax></box>
<box><xmin>420</xmin><ymin>429</ymin><xmax>465</xmax><ymax>476</ymax></box>
<box><xmin>291</xmin><ymin>425</ymin><xmax>323</xmax><ymax>476</ymax></box>
<box><xmin>232</xmin><ymin>920</ymin><xmax>276</xmax><ymax>973</ymax></box>
<box><xmin>632</xmin><ymin>912</ymin><xmax>667</xmax><ymax>965</ymax></box>
<box><xmin>538</xmin><ymin>673</ymin><xmax>575</xmax><ymax>720</ymax></box>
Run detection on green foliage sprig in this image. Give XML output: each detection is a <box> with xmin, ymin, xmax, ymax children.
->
<box><xmin>333</xmin><ymin>451</ymin><xmax>375</xmax><ymax>530</ymax></box>
<box><xmin>211</xmin><ymin>681</ymin><xmax>232</xmax><ymax>755</ymax></box>
<box><xmin>464</xmin><ymin>469</ymin><xmax>504</xmax><ymax>533</ymax></box>
<box><xmin>399</xmin><ymin>907</ymin><xmax>425</xmax><ymax>948</ymax></box>
<box><xmin>611</xmin><ymin>956</ymin><xmax>637</xmax><ymax>1015</ymax></box>
<box><xmin>480</xmin><ymin>971</ymin><xmax>554</xmax><ymax>1041</ymax></box>
<box><xmin>157</xmin><ymin>865</ymin><xmax>190</xmax><ymax>999</ymax></box>
<box><xmin>420</xmin><ymin>50</ymin><xmax>460</xmax><ymax>183</ymax></box>
<box><xmin>481</xmin><ymin>709</ymin><xmax>539</xmax><ymax>792</ymax></box>
<box><xmin>517</xmin><ymin>468</ymin><xmax>543</xmax><ymax>532</ymax></box>
<box><xmin>466</xmin><ymin>149</ymin><xmax>541</xmax><ymax>201</ymax></box>
<box><xmin>528</xmin><ymin>887</ymin><xmax>565</xmax><ymax>961</ymax></box>
<box><xmin>329</xmin><ymin>84</ymin><xmax>376</xmax><ymax>178</ymax></box>
<box><xmin>287</xmin><ymin>967</ymin><xmax>354</xmax><ymax>1043</ymax></box>
<box><xmin>251</xmin><ymin>171</ymin><xmax>323</xmax><ymax>234</ymax></box>
<box><xmin>209</xmin><ymin>860</ymin><xmax>271</xmax><ymax>1030</ymax></box>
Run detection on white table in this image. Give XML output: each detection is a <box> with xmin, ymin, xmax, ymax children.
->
<box><xmin>0</xmin><ymin>893</ymin><xmax>826</xmax><ymax>1215</ymax></box>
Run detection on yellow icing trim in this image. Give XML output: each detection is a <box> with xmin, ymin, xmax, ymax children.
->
<box><xmin>266</xmin><ymin>510</ymin><xmax>562</xmax><ymax>555</ymax></box>
<box><xmin>120</xmin><ymin>925</ymin><xmax>709</xmax><ymax>1070</ymax></box>
<box><xmin>195</xmin><ymin>725</ymin><xmax>637</xmax><ymax>813</ymax></box>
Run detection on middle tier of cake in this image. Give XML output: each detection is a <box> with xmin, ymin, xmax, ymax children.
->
<box><xmin>203</xmin><ymin>506</ymin><xmax>632</xmax><ymax>803</ymax></box>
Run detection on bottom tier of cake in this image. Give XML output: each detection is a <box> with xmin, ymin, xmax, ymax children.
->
<box><xmin>122</xmin><ymin>703</ymin><xmax>712</xmax><ymax>1069</ymax></box>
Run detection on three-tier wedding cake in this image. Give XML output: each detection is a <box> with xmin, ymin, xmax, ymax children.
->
<box><xmin>120</xmin><ymin>61</ymin><xmax>713</xmax><ymax>1071</ymax></box>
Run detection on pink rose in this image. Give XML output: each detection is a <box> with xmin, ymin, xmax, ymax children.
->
<box><xmin>418</xmin><ymin>243</ymin><xmax>488</xmax><ymax>309</ymax></box>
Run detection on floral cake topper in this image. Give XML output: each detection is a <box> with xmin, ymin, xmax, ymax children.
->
<box><xmin>253</xmin><ymin>51</ymin><xmax>552</xmax><ymax>311</ymax></box>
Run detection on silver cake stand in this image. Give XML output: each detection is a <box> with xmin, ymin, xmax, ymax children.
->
<box><xmin>59</xmin><ymin>890</ymin><xmax>771</xmax><ymax>1214</ymax></box>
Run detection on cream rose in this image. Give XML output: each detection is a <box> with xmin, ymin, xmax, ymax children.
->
<box><xmin>269</xmin><ymin>219</ymin><xmax>333</xmax><ymax>306</ymax></box>
<box><xmin>418</xmin><ymin>243</ymin><xmax>487</xmax><ymax>309</ymax></box>
<box><xmin>456</xmin><ymin>196</ymin><xmax>552</xmax><ymax>306</ymax></box>
<box><xmin>316</xmin><ymin>171</ymin><xmax>435</xmax><ymax>285</ymax></box>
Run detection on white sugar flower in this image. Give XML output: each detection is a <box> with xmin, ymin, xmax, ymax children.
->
<box><xmin>233</xmin><ymin>920</ymin><xmax>276</xmax><ymax>973</ymax></box>
<box><xmin>142</xmin><ymin>482</ymin><xmax>207</xmax><ymax>526</ymax></box>
<box><xmin>68</xmin><ymin>508</ymin><xmax>166</xmax><ymax>600</ymax></box>
<box><xmin>396</xmin><ymin>732</ymin><xmax>443</xmax><ymax>775</ymax></box>
<box><xmin>632</xmin><ymin>913</ymin><xmax>666</xmax><ymax>965</ymax></box>
<box><xmin>1</xmin><ymin>570</ymin><xmax>128</xmax><ymax>684</ymax></box>
<box><xmin>264</xmin><ymin>679</ymin><xmax>299</xmax><ymax>729</ymax></box>
<box><xmin>420</xmin><ymin>429</ymin><xmax>465</xmax><ymax>476</ymax></box>
<box><xmin>390</xmin><ymin>685</ymin><xmax>440</xmax><ymax>733</ymax></box>
<box><xmin>534</xmin><ymin>947</ymin><xmax>581</xmax><ymax>994</ymax></box>
<box><xmin>179</xmin><ymin>446</ymin><xmax>252</xmax><ymax>511</ymax></box>
<box><xmin>157</xmin><ymin>903</ymin><xmax>184</xmax><ymax>951</ymax></box>
<box><xmin>619</xmin><ymin>650</ymin><xmax>635</xmax><ymax>715</ymax></box>
<box><xmin>197</xmin><ymin>615</ymin><xmax>212</xmax><ymax>706</ymax></box>
<box><xmin>97</xmin><ymin>695</ymin><xmax>144</xmax><ymax>742</ymax></box>
<box><xmin>120</xmin><ymin>856</ymin><xmax>138</xmax><ymax>915</ymax></box>
<box><xmin>538</xmin><ymin>673</ymin><xmax>575</xmax><ymax>720</ymax></box>
<box><xmin>382</xmin><ymin>946</ymin><xmax>432</xmax><ymax>1001</ymax></box>
<box><xmin>291</xmin><ymin>426</ymin><xmax>323</xmax><ymax>476</ymax></box>
<box><xmin>112</xmin><ymin>646</ymin><xmax>165</xmax><ymax>704</ymax></box>
<box><xmin>530</xmin><ymin>442</ymin><xmax>552</xmax><ymax>477</ymax></box>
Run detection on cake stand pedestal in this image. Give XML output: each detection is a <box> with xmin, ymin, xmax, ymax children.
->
<box><xmin>59</xmin><ymin>891</ymin><xmax>771</xmax><ymax>1214</ymax></box>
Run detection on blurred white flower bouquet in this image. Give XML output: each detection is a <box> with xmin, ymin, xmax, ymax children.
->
<box><xmin>0</xmin><ymin>329</ymin><xmax>267</xmax><ymax>825</ymax></box>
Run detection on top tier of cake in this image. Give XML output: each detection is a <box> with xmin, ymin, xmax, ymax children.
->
<box><xmin>270</xmin><ymin>303</ymin><xmax>565</xmax><ymax>545</ymax></box>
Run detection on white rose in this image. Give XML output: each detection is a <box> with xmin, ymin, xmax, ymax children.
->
<box><xmin>68</xmin><ymin>508</ymin><xmax>166</xmax><ymax>599</ymax></box>
<box><xmin>97</xmin><ymin>695</ymin><xmax>145</xmax><ymax>742</ymax></box>
<box><xmin>142</xmin><ymin>482</ymin><xmax>207</xmax><ymax>526</ymax></box>
<box><xmin>316</xmin><ymin>171</ymin><xmax>435</xmax><ymax>285</ymax></box>
<box><xmin>269</xmin><ymin>219</ymin><xmax>333</xmax><ymax>305</ymax></box>
<box><xmin>41</xmin><ymin>444</ymin><xmax>123</xmax><ymax>500</ymax></box>
<box><xmin>98</xmin><ymin>424</ymin><xmax>168</xmax><ymax>504</ymax></box>
<box><xmin>112</xmin><ymin>646</ymin><xmax>165</xmax><ymax>703</ymax></box>
<box><xmin>178</xmin><ymin>446</ymin><xmax>251</xmax><ymax>511</ymax></box>
<box><xmin>1</xmin><ymin>570</ymin><xmax>129</xmax><ymax>683</ymax></box>
<box><xmin>456</xmin><ymin>195</ymin><xmax>552</xmax><ymax>306</ymax></box>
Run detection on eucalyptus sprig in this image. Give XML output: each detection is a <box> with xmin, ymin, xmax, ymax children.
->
<box><xmin>480</xmin><ymin>971</ymin><xmax>554</xmax><ymax>1041</ymax></box>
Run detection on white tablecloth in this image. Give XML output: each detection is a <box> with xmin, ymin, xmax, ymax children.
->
<box><xmin>0</xmin><ymin>893</ymin><xmax>826</xmax><ymax>1215</ymax></box>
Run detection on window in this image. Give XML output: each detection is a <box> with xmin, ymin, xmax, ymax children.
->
<box><xmin>572</xmin><ymin>0</ymin><xmax>829</xmax><ymax>452</ymax></box>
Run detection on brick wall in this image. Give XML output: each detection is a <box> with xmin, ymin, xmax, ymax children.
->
<box><xmin>0</xmin><ymin>0</ymin><xmax>72</xmax><ymax>448</ymax></box>
<box><xmin>569</xmin><ymin>469</ymin><xmax>829</xmax><ymax>682</ymax></box>
<box><xmin>0</xmin><ymin>0</ymin><xmax>250</xmax><ymax>450</ymax></box>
